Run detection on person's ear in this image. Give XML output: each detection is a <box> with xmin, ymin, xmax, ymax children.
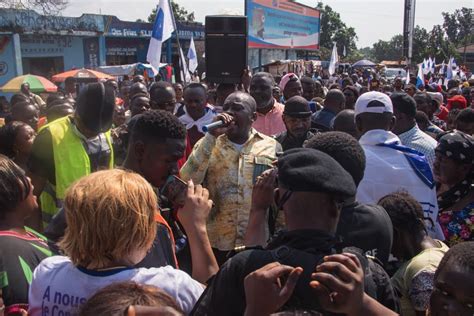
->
<box><xmin>251</xmin><ymin>111</ymin><xmax>257</xmax><ymax>122</ymax></box>
<box><xmin>134</xmin><ymin>141</ymin><xmax>145</xmax><ymax>162</ymax></box>
<box><xmin>389</xmin><ymin>115</ymin><xmax>397</xmax><ymax>131</ymax></box>
<box><xmin>355</xmin><ymin>115</ymin><xmax>363</xmax><ymax>134</ymax></box>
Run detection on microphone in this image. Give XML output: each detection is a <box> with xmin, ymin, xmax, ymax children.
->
<box><xmin>202</xmin><ymin>118</ymin><xmax>233</xmax><ymax>132</ymax></box>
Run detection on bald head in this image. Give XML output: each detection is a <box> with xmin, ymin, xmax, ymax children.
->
<box><xmin>149</xmin><ymin>81</ymin><xmax>176</xmax><ymax>112</ymax></box>
<box><xmin>324</xmin><ymin>89</ymin><xmax>346</xmax><ymax>113</ymax></box>
<box><xmin>225</xmin><ymin>91</ymin><xmax>257</xmax><ymax>113</ymax></box>
<box><xmin>129</xmin><ymin>82</ymin><xmax>148</xmax><ymax>99</ymax></box>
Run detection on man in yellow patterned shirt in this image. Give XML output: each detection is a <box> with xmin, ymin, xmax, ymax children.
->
<box><xmin>180</xmin><ymin>91</ymin><xmax>282</xmax><ymax>264</ymax></box>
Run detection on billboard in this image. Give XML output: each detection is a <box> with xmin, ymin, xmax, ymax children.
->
<box><xmin>246</xmin><ymin>0</ymin><xmax>320</xmax><ymax>50</ymax></box>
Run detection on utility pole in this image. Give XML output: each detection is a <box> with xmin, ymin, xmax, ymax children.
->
<box><xmin>403</xmin><ymin>0</ymin><xmax>416</xmax><ymax>67</ymax></box>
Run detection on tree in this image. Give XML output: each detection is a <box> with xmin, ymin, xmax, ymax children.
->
<box><xmin>371</xmin><ymin>34</ymin><xmax>403</xmax><ymax>62</ymax></box>
<box><xmin>316</xmin><ymin>3</ymin><xmax>358</xmax><ymax>57</ymax></box>
<box><xmin>442</xmin><ymin>7</ymin><xmax>473</xmax><ymax>62</ymax></box>
<box><xmin>147</xmin><ymin>0</ymin><xmax>195</xmax><ymax>23</ymax></box>
<box><xmin>0</xmin><ymin>0</ymin><xmax>68</xmax><ymax>15</ymax></box>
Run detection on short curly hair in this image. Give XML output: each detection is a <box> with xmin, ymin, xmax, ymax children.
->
<box><xmin>304</xmin><ymin>131</ymin><xmax>366</xmax><ymax>186</ymax></box>
<box><xmin>130</xmin><ymin>110</ymin><xmax>186</xmax><ymax>144</ymax></box>
<box><xmin>456</xmin><ymin>108</ymin><xmax>474</xmax><ymax>124</ymax></box>
<box><xmin>0</xmin><ymin>121</ymin><xmax>30</xmax><ymax>158</ymax></box>
<box><xmin>434</xmin><ymin>241</ymin><xmax>474</xmax><ymax>280</ymax></box>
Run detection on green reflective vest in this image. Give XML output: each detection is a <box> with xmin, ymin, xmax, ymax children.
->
<box><xmin>40</xmin><ymin>116</ymin><xmax>114</xmax><ymax>228</ymax></box>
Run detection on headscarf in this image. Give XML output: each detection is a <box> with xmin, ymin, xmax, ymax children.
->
<box><xmin>279</xmin><ymin>73</ymin><xmax>299</xmax><ymax>91</ymax></box>
<box><xmin>447</xmin><ymin>95</ymin><xmax>467</xmax><ymax>111</ymax></box>
<box><xmin>436</xmin><ymin>131</ymin><xmax>474</xmax><ymax>210</ymax></box>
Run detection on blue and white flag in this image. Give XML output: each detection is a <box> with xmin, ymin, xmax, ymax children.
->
<box><xmin>446</xmin><ymin>57</ymin><xmax>454</xmax><ymax>80</ymax></box>
<box><xmin>416</xmin><ymin>63</ymin><xmax>424</xmax><ymax>89</ymax></box>
<box><xmin>431</xmin><ymin>57</ymin><xmax>436</xmax><ymax>73</ymax></box>
<box><xmin>328</xmin><ymin>42</ymin><xmax>338</xmax><ymax>76</ymax></box>
<box><xmin>187</xmin><ymin>35</ymin><xmax>198</xmax><ymax>73</ymax></box>
<box><xmin>147</xmin><ymin>0</ymin><xmax>175</xmax><ymax>70</ymax></box>
<box><xmin>180</xmin><ymin>46</ymin><xmax>191</xmax><ymax>83</ymax></box>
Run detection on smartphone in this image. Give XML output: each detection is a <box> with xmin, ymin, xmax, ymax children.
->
<box><xmin>160</xmin><ymin>175</ymin><xmax>188</xmax><ymax>208</ymax></box>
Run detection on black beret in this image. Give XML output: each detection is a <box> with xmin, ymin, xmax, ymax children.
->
<box><xmin>284</xmin><ymin>96</ymin><xmax>312</xmax><ymax>118</ymax></box>
<box><xmin>277</xmin><ymin>148</ymin><xmax>356</xmax><ymax>199</ymax></box>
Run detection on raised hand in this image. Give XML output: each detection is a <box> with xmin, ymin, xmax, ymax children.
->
<box><xmin>177</xmin><ymin>179</ymin><xmax>213</xmax><ymax>234</ymax></box>
<box><xmin>310</xmin><ymin>253</ymin><xmax>365</xmax><ymax>315</ymax></box>
<box><xmin>244</xmin><ymin>262</ymin><xmax>303</xmax><ymax>316</ymax></box>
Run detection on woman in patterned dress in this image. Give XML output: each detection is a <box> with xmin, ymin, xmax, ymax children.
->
<box><xmin>433</xmin><ymin>131</ymin><xmax>474</xmax><ymax>246</ymax></box>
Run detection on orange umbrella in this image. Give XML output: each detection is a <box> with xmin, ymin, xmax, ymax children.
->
<box><xmin>52</xmin><ymin>68</ymin><xmax>113</xmax><ymax>82</ymax></box>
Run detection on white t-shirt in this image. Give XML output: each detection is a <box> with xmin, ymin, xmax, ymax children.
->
<box><xmin>28</xmin><ymin>256</ymin><xmax>204</xmax><ymax>315</ymax></box>
<box><xmin>356</xmin><ymin>130</ymin><xmax>444</xmax><ymax>240</ymax></box>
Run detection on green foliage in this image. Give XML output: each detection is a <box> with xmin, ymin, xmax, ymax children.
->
<box><xmin>442</xmin><ymin>7</ymin><xmax>473</xmax><ymax>47</ymax></box>
<box><xmin>147</xmin><ymin>0</ymin><xmax>195</xmax><ymax>23</ymax></box>
<box><xmin>316</xmin><ymin>3</ymin><xmax>358</xmax><ymax>57</ymax></box>
<box><xmin>362</xmin><ymin>7</ymin><xmax>470</xmax><ymax>64</ymax></box>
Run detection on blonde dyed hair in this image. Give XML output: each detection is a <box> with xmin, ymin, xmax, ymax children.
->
<box><xmin>59</xmin><ymin>169</ymin><xmax>157</xmax><ymax>267</ymax></box>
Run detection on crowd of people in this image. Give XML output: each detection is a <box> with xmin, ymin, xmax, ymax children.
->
<box><xmin>0</xmin><ymin>65</ymin><xmax>473</xmax><ymax>316</ymax></box>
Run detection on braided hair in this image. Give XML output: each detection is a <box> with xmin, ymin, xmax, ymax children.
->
<box><xmin>378</xmin><ymin>191</ymin><xmax>428</xmax><ymax>234</ymax></box>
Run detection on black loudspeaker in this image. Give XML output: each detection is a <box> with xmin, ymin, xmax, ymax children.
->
<box><xmin>205</xmin><ymin>16</ymin><xmax>248</xmax><ymax>84</ymax></box>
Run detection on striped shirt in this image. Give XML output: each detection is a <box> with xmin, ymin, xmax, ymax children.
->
<box><xmin>398</xmin><ymin>125</ymin><xmax>438</xmax><ymax>169</ymax></box>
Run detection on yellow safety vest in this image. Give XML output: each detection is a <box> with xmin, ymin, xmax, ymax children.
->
<box><xmin>40</xmin><ymin>116</ymin><xmax>114</xmax><ymax>228</ymax></box>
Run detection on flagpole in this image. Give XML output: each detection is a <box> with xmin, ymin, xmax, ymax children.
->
<box><xmin>168</xmin><ymin>0</ymin><xmax>187</xmax><ymax>84</ymax></box>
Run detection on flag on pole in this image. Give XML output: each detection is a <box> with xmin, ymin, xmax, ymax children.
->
<box><xmin>406</xmin><ymin>69</ymin><xmax>410</xmax><ymax>84</ymax></box>
<box><xmin>187</xmin><ymin>35</ymin><xmax>198</xmax><ymax>73</ymax></box>
<box><xmin>328</xmin><ymin>42</ymin><xmax>338</xmax><ymax>76</ymax></box>
<box><xmin>416</xmin><ymin>63</ymin><xmax>424</xmax><ymax>89</ymax></box>
<box><xmin>431</xmin><ymin>57</ymin><xmax>436</xmax><ymax>73</ymax></box>
<box><xmin>422</xmin><ymin>59</ymin><xmax>428</xmax><ymax>75</ymax></box>
<box><xmin>446</xmin><ymin>57</ymin><xmax>453</xmax><ymax>80</ymax></box>
<box><xmin>146</xmin><ymin>0</ymin><xmax>175</xmax><ymax>70</ymax></box>
<box><xmin>179</xmin><ymin>46</ymin><xmax>191</xmax><ymax>83</ymax></box>
<box><xmin>343</xmin><ymin>45</ymin><xmax>346</xmax><ymax>57</ymax></box>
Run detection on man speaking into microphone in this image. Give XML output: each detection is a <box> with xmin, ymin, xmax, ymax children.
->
<box><xmin>181</xmin><ymin>91</ymin><xmax>281</xmax><ymax>265</ymax></box>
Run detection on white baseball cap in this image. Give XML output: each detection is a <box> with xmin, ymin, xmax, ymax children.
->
<box><xmin>354</xmin><ymin>91</ymin><xmax>393</xmax><ymax>116</ymax></box>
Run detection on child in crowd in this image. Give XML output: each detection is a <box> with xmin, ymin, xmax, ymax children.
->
<box><xmin>28</xmin><ymin>169</ymin><xmax>205</xmax><ymax>315</ymax></box>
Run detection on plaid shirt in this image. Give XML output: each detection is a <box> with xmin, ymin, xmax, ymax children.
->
<box><xmin>398</xmin><ymin>125</ymin><xmax>438</xmax><ymax>169</ymax></box>
<box><xmin>180</xmin><ymin>129</ymin><xmax>282</xmax><ymax>251</ymax></box>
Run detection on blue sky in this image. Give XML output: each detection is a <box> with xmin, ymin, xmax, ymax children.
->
<box><xmin>62</xmin><ymin>0</ymin><xmax>472</xmax><ymax>48</ymax></box>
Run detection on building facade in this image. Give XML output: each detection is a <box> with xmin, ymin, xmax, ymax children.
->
<box><xmin>0</xmin><ymin>8</ymin><xmax>204</xmax><ymax>87</ymax></box>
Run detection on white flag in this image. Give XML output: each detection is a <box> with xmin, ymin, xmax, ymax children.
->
<box><xmin>146</xmin><ymin>0</ymin><xmax>175</xmax><ymax>70</ymax></box>
<box><xmin>328</xmin><ymin>42</ymin><xmax>338</xmax><ymax>76</ymax></box>
<box><xmin>406</xmin><ymin>69</ymin><xmax>410</xmax><ymax>84</ymax></box>
<box><xmin>179</xmin><ymin>46</ymin><xmax>191</xmax><ymax>83</ymax></box>
<box><xmin>439</xmin><ymin>60</ymin><xmax>445</xmax><ymax>75</ymax></box>
<box><xmin>447</xmin><ymin>57</ymin><xmax>453</xmax><ymax>80</ymax></box>
<box><xmin>343</xmin><ymin>45</ymin><xmax>346</xmax><ymax>57</ymax></box>
<box><xmin>187</xmin><ymin>35</ymin><xmax>198</xmax><ymax>73</ymax></box>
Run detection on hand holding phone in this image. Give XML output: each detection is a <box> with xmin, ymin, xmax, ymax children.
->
<box><xmin>177</xmin><ymin>179</ymin><xmax>213</xmax><ymax>234</ymax></box>
<box><xmin>160</xmin><ymin>175</ymin><xmax>188</xmax><ymax>208</ymax></box>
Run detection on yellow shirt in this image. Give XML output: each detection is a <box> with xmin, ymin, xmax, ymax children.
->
<box><xmin>180</xmin><ymin>129</ymin><xmax>282</xmax><ymax>251</ymax></box>
<box><xmin>391</xmin><ymin>240</ymin><xmax>449</xmax><ymax>316</ymax></box>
